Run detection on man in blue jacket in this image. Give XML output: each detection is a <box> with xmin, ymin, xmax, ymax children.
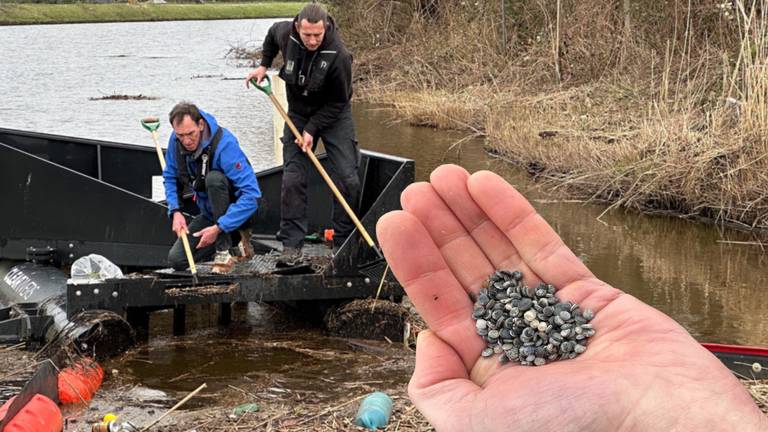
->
<box><xmin>163</xmin><ymin>102</ymin><xmax>262</xmax><ymax>273</ymax></box>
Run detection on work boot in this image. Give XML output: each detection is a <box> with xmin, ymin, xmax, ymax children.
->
<box><xmin>238</xmin><ymin>228</ymin><xmax>254</xmax><ymax>260</ymax></box>
<box><xmin>276</xmin><ymin>246</ymin><xmax>303</xmax><ymax>268</ymax></box>
<box><xmin>212</xmin><ymin>250</ymin><xmax>236</xmax><ymax>274</ymax></box>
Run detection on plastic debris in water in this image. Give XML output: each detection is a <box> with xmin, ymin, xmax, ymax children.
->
<box><xmin>232</xmin><ymin>402</ymin><xmax>259</xmax><ymax>416</ymax></box>
<box><xmin>354</xmin><ymin>391</ymin><xmax>393</xmax><ymax>430</ymax></box>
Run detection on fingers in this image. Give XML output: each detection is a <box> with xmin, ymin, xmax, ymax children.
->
<box><xmin>408</xmin><ymin>331</ymin><xmax>478</xmax><ymax>432</ymax></box>
<box><xmin>294</xmin><ymin>138</ymin><xmax>308</xmax><ymax>152</ymax></box>
<box><xmin>245</xmin><ymin>70</ymin><xmax>258</xmax><ymax>88</ymax></box>
<box><xmin>377</xmin><ymin>211</ymin><xmax>485</xmax><ymax>369</ymax></box>
<box><xmin>400</xmin><ymin>182</ymin><xmax>494</xmax><ymax>296</ymax></box>
<box><xmin>467</xmin><ymin>171</ymin><xmax>620</xmax><ymax>308</ymax></box>
<box><xmin>429</xmin><ymin>165</ymin><xmax>540</xmax><ymax>283</ymax></box>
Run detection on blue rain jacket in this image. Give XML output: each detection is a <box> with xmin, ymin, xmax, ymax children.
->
<box><xmin>162</xmin><ymin>110</ymin><xmax>261</xmax><ymax>232</ymax></box>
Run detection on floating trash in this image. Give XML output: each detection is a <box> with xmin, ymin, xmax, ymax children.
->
<box><xmin>472</xmin><ymin>270</ymin><xmax>596</xmax><ymax>366</ymax></box>
<box><xmin>354</xmin><ymin>391</ymin><xmax>393</xmax><ymax>430</ymax></box>
<box><xmin>232</xmin><ymin>402</ymin><xmax>259</xmax><ymax>416</ymax></box>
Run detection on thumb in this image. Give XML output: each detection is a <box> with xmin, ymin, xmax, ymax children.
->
<box><xmin>192</xmin><ymin>231</ymin><xmax>202</xmax><ymax>238</ymax></box>
<box><xmin>408</xmin><ymin>330</ymin><xmax>479</xmax><ymax>432</ymax></box>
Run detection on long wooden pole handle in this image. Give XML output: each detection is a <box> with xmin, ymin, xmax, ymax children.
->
<box><xmin>151</xmin><ymin>131</ymin><xmax>166</xmax><ymax>171</ymax></box>
<box><xmin>147</xmin><ymin>127</ymin><xmax>197</xmax><ymax>275</ymax></box>
<box><xmin>306</xmin><ymin>150</ymin><xmax>375</xmax><ymax>247</ymax></box>
<box><xmin>268</xmin><ymin>94</ymin><xmax>376</xmax><ymax>248</ymax></box>
<box><xmin>179</xmin><ymin>232</ymin><xmax>197</xmax><ymax>276</ymax></box>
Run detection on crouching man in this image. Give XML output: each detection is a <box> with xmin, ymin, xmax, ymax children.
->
<box><xmin>163</xmin><ymin>102</ymin><xmax>262</xmax><ymax>273</ymax></box>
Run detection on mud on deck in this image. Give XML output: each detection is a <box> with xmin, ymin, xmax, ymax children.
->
<box><xmin>154</xmin><ymin>241</ymin><xmax>335</xmax><ymax>279</ymax></box>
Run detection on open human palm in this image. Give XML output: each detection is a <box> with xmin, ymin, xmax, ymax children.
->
<box><xmin>376</xmin><ymin>165</ymin><xmax>766</xmax><ymax>432</ymax></box>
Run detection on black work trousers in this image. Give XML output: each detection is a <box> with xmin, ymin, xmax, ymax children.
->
<box><xmin>168</xmin><ymin>170</ymin><xmax>245</xmax><ymax>270</ymax></box>
<box><xmin>277</xmin><ymin>108</ymin><xmax>360</xmax><ymax>249</ymax></box>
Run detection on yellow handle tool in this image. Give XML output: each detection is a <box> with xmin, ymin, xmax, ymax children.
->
<box><xmin>141</xmin><ymin>117</ymin><xmax>199</xmax><ymax>281</ymax></box>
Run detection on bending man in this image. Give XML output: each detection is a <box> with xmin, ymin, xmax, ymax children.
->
<box><xmin>163</xmin><ymin>102</ymin><xmax>262</xmax><ymax>274</ymax></box>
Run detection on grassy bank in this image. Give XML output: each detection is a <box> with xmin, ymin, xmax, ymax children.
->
<box><xmin>0</xmin><ymin>2</ymin><xmax>302</xmax><ymax>25</ymax></box>
<box><xmin>335</xmin><ymin>0</ymin><xmax>768</xmax><ymax>234</ymax></box>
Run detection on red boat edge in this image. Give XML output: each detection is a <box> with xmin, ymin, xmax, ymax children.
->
<box><xmin>703</xmin><ymin>343</ymin><xmax>768</xmax><ymax>380</ymax></box>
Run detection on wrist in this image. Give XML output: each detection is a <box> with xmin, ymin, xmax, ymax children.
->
<box><xmin>304</xmin><ymin>123</ymin><xmax>317</xmax><ymax>137</ymax></box>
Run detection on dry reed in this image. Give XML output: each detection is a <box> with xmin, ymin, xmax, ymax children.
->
<box><xmin>332</xmin><ymin>0</ymin><xmax>768</xmax><ymax>232</ymax></box>
<box><xmin>746</xmin><ymin>379</ymin><xmax>768</xmax><ymax>413</ymax></box>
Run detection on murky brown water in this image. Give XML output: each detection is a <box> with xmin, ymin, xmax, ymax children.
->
<box><xmin>115</xmin><ymin>304</ymin><xmax>410</xmax><ymax>402</ymax></box>
<box><xmin>2</xmin><ymin>19</ymin><xmax>767</xmax><ymax>427</ymax></box>
<box><xmin>355</xmin><ymin>105</ymin><xmax>768</xmax><ymax>347</ymax></box>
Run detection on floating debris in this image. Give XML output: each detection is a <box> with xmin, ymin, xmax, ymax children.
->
<box><xmin>225</xmin><ymin>44</ymin><xmax>284</xmax><ymax>69</ymax></box>
<box><xmin>472</xmin><ymin>269</ymin><xmax>596</xmax><ymax>366</ymax></box>
<box><xmin>744</xmin><ymin>379</ymin><xmax>768</xmax><ymax>414</ymax></box>
<box><xmin>325</xmin><ymin>299</ymin><xmax>411</xmax><ymax>342</ymax></box>
<box><xmin>88</xmin><ymin>94</ymin><xmax>158</xmax><ymax>101</ymax></box>
<box><xmin>191</xmin><ymin>73</ymin><xmax>224</xmax><ymax>79</ymax></box>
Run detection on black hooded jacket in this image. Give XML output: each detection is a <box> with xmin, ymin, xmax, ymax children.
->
<box><xmin>259</xmin><ymin>15</ymin><xmax>353</xmax><ymax>137</ymax></box>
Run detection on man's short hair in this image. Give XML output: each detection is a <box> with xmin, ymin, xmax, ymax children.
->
<box><xmin>298</xmin><ymin>3</ymin><xmax>328</xmax><ymax>25</ymax></box>
<box><xmin>169</xmin><ymin>102</ymin><xmax>203</xmax><ymax>126</ymax></box>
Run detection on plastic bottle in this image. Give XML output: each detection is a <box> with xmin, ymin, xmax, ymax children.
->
<box><xmin>353</xmin><ymin>391</ymin><xmax>393</xmax><ymax>430</ymax></box>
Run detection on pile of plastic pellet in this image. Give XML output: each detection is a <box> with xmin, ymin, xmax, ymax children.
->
<box><xmin>473</xmin><ymin>270</ymin><xmax>596</xmax><ymax>366</ymax></box>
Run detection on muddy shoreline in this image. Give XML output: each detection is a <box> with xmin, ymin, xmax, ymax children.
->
<box><xmin>0</xmin><ymin>301</ymin><xmax>433</xmax><ymax>431</ymax></box>
<box><xmin>2</xmin><ymin>330</ymin><xmax>766</xmax><ymax>430</ymax></box>
<box><xmin>10</xmin><ymin>335</ymin><xmax>430</xmax><ymax>432</ymax></box>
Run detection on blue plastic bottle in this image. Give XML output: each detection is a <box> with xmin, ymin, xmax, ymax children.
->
<box><xmin>354</xmin><ymin>391</ymin><xmax>393</xmax><ymax>430</ymax></box>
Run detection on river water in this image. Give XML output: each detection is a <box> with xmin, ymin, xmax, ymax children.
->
<box><xmin>1</xmin><ymin>18</ymin><xmax>767</xmax><ymax>417</ymax></box>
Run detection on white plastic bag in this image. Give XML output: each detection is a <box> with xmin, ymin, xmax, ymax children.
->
<box><xmin>70</xmin><ymin>254</ymin><xmax>124</xmax><ymax>282</ymax></box>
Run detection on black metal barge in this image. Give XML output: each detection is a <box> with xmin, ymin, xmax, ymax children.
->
<box><xmin>0</xmin><ymin>127</ymin><xmax>412</xmax><ymax>341</ymax></box>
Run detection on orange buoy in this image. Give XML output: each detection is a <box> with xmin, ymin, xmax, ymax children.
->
<box><xmin>0</xmin><ymin>394</ymin><xmax>62</xmax><ymax>432</ymax></box>
<box><xmin>58</xmin><ymin>358</ymin><xmax>104</xmax><ymax>404</ymax></box>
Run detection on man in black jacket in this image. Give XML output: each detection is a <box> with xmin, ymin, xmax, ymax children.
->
<box><xmin>246</xmin><ymin>3</ymin><xmax>359</xmax><ymax>266</ymax></box>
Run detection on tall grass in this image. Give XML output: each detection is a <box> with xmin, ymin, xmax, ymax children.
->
<box><xmin>490</xmin><ymin>0</ymin><xmax>768</xmax><ymax>230</ymax></box>
<box><xmin>333</xmin><ymin>0</ymin><xmax>768</xmax><ymax>232</ymax></box>
<box><xmin>0</xmin><ymin>2</ymin><xmax>302</xmax><ymax>25</ymax></box>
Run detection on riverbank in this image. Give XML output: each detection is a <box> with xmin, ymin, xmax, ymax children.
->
<box><xmin>336</xmin><ymin>0</ymin><xmax>768</xmax><ymax>235</ymax></box>
<box><xmin>0</xmin><ymin>343</ymin><xmax>765</xmax><ymax>430</ymax></box>
<box><xmin>0</xmin><ymin>2</ymin><xmax>301</xmax><ymax>25</ymax></box>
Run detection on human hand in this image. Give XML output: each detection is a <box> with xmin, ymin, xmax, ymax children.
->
<box><xmin>295</xmin><ymin>131</ymin><xmax>313</xmax><ymax>153</ymax></box>
<box><xmin>245</xmin><ymin>66</ymin><xmax>268</xmax><ymax>88</ymax></box>
<box><xmin>376</xmin><ymin>164</ymin><xmax>766</xmax><ymax>432</ymax></box>
<box><xmin>171</xmin><ymin>212</ymin><xmax>188</xmax><ymax>237</ymax></box>
<box><xmin>193</xmin><ymin>224</ymin><xmax>221</xmax><ymax>249</ymax></box>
